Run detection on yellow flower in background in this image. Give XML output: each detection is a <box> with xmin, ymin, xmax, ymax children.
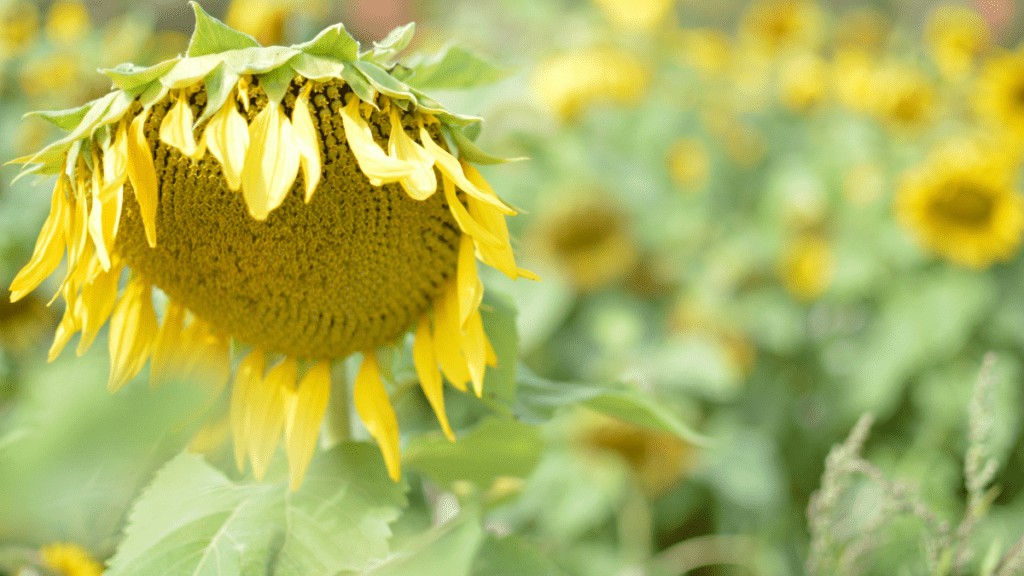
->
<box><xmin>779</xmin><ymin>52</ymin><xmax>828</xmax><ymax>112</ymax></box>
<box><xmin>781</xmin><ymin>235</ymin><xmax>834</xmax><ymax>301</ymax></box>
<box><xmin>535</xmin><ymin>199</ymin><xmax>636</xmax><ymax>292</ymax></box>
<box><xmin>226</xmin><ymin>0</ymin><xmax>328</xmax><ymax>45</ymax></box>
<box><xmin>673</xmin><ymin>28</ymin><xmax>732</xmax><ymax>78</ymax></box>
<box><xmin>45</xmin><ymin>0</ymin><xmax>91</xmax><ymax>45</ymax></box>
<box><xmin>10</xmin><ymin>9</ymin><xmax>535</xmax><ymax>489</ymax></box>
<box><xmin>592</xmin><ymin>0</ymin><xmax>674</xmax><ymax>32</ymax></box>
<box><xmin>18</xmin><ymin>51</ymin><xmax>85</xmax><ymax>100</ymax></box>
<box><xmin>666</xmin><ymin>138</ymin><xmax>711</xmax><ymax>190</ymax></box>
<box><xmin>897</xmin><ymin>139</ymin><xmax>1024</xmax><ymax>269</ymax></box>
<box><xmin>835</xmin><ymin>7</ymin><xmax>890</xmax><ymax>53</ymax></box>
<box><xmin>926</xmin><ymin>5</ymin><xmax>989</xmax><ymax>80</ymax></box>
<box><xmin>576</xmin><ymin>413</ymin><xmax>694</xmax><ymax>497</ymax></box>
<box><xmin>976</xmin><ymin>49</ymin><xmax>1024</xmax><ymax>135</ymax></box>
<box><xmin>703</xmin><ymin>110</ymin><xmax>766</xmax><ymax>168</ymax></box>
<box><xmin>531</xmin><ymin>47</ymin><xmax>649</xmax><ymax>121</ymax></box>
<box><xmin>39</xmin><ymin>543</ymin><xmax>103</xmax><ymax>576</ymax></box>
<box><xmin>739</xmin><ymin>0</ymin><xmax>823</xmax><ymax>56</ymax></box>
<box><xmin>0</xmin><ymin>1</ymin><xmax>39</xmax><ymax>59</ymax></box>
<box><xmin>832</xmin><ymin>48</ymin><xmax>877</xmax><ymax>113</ymax></box>
<box><xmin>869</xmin><ymin>61</ymin><xmax>936</xmax><ymax>131</ymax></box>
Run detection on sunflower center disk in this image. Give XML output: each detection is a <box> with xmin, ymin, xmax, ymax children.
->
<box><xmin>116</xmin><ymin>88</ymin><xmax>460</xmax><ymax>359</ymax></box>
<box><xmin>930</xmin><ymin>182</ymin><xmax>996</xmax><ymax>228</ymax></box>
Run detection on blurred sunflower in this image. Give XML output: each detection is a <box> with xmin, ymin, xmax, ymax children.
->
<box><xmin>591</xmin><ymin>0</ymin><xmax>674</xmax><ymax>32</ymax></box>
<box><xmin>0</xmin><ymin>1</ymin><xmax>39</xmax><ymax>59</ymax></box>
<box><xmin>9</xmin><ymin>7</ymin><xmax>534</xmax><ymax>489</ymax></box>
<box><xmin>673</xmin><ymin>28</ymin><xmax>732</xmax><ymax>78</ymax></box>
<box><xmin>835</xmin><ymin>7</ymin><xmax>890</xmax><ymax>54</ymax></box>
<box><xmin>831</xmin><ymin>48</ymin><xmax>877</xmax><ymax>113</ymax></box>
<box><xmin>925</xmin><ymin>5</ymin><xmax>989</xmax><ymax>80</ymax></box>
<box><xmin>44</xmin><ymin>0</ymin><xmax>91</xmax><ymax>45</ymax></box>
<box><xmin>896</xmin><ymin>139</ymin><xmax>1024</xmax><ymax>268</ymax></box>
<box><xmin>778</xmin><ymin>51</ymin><xmax>827</xmax><ymax>112</ymax></box>
<box><xmin>39</xmin><ymin>543</ymin><xmax>103</xmax><ymax>576</ymax></box>
<box><xmin>226</xmin><ymin>0</ymin><xmax>328</xmax><ymax>45</ymax></box>
<box><xmin>534</xmin><ymin>198</ymin><xmax>636</xmax><ymax>292</ymax></box>
<box><xmin>869</xmin><ymin>61</ymin><xmax>936</xmax><ymax>131</ymax></box>
<box><xmin>780</xmin><ymin>235</ymin><xmax>834</xmax><ymax>301</ymax></box>
<box><xmin>531</xmin><ymin>46</ymin><xmax>649</xmax><ymax>121</ymax></box>
<box><xmin>738</xmin><ymin>0</ymin><xmax>822</xmax><ymax>57</ymax></box>
<box><xmin>975</xmin><ymin>49</ymin><xmax>1024</xmax><ymax>135</ymax></box>
<box><xmin>666</xmin><ymin>138</ymin><xmax>711</xmax><ymax>191</ymax></box>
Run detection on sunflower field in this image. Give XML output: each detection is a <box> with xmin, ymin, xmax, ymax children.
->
<box><xmin>2</xmin><ymin>0</ymin><xmax>1024</xmax><ymax>574</ymax></box>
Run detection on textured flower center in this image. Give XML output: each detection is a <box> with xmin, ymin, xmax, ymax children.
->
<box><xmin>930</xmin><ymin>182</ymin><xmax>996</xmax><ymax>228</ymax></box>
<box><xmin>116</xmin><ymin>81</ymin><xmax>461</xmax><ymax>359</ymax></box>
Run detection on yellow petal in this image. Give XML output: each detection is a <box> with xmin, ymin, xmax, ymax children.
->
<box><xmin>242</xmin><ymin>102</ymin><xmax>301</xmax><ymax>221</ymax></box>
<box><xmin>388</xmin><ymin>107</ymin><xmax>437</xmax><ymax>200</ymax></box>
<box><xmin>159</xmin><ymin>93</ymin><xmax>199</xmax><ymax>159</ymax></box>
<box><xmin>441</xmin><ymin>177</ymin><xmax>502</xmax><ymax>247</ymax></box>
<box><xmin>86</xmin><ymin>161</ymin><xmax>123</xmax><ymax>272</ymax></box>
<box><xmin>461</xmin><ymin>163</ymin><xmax>535</xmax><ymax>280</ymax></box>
<box><xmin>203</xmin><ymin>95</ymin><xmax>250</xmax><ymax>191</ymax></box>
<box><xmin>420</xmin><ymin>127</ymin><xmax>515</xmax><ymax>215</ymax></box>
<box><xmin>291</xmin><ymin>89</ymin><xmax>323</xmax><ymax>203</ymax></box>
<box><xmin>230</xmin><ymin>349</ymin><xmax>265</xmax><ymax>472</ymax></box>
<box><xmin>179</xmin><ymin>318</ymin><xmax>232</xmax><ymax>395</ymax></box>
<box><xmin>340</xmin><ymin>97</ymin><xmax>416</xmax><ymax>187</ymax></box>
<box><xmin>248</xmin><ymin>356</ymin><xmax>296</xmax><ymax>480</ymax></box>
<box><xmin>103</xmin><ymin>123</ymin><xmax>130</xmax><ymax>190</ymax></box>
<box><xmin>107</xmin><ymin>278</ymin><xmax>158</xmax><ymax>393</ymax></box>
<box><xmin>285</xmin><ymin>361</ymin><xmax>331</xmax><ymax>490</ymax></box>
<box><xmin>48</xmin><ymin>282</ymin><xmax>82</xmax><ymax>362</ymax></box>
<box><xmin>150</xmin><ymin>300</ymin><xmax>186</xmax><ymax>387</ymax></box>
<box><xmin>456</xmin><ymin>234</ymin><xmax>483</xmax><ymax>326</ymax></box>
<box><xmin>463</xmin><ymin>307</ymin><xmax>488</xmax><ymax>398</ymax></box>
<box><xmin>126</xmin><ymin>111</ymin><xmax>159</xmax><ymax>247</ymax></box>
<box><xmin>76</xmin><ymin>260</ymin><xmax>122</xmax><ymax>356</ymax></box>
<box><xmin>9</xmin><ymin>176</ymin><xmax>69</xmax><ymax>301</ymax></box>
<box><xmin>354</xmin><ymin>352</ymin><xmax>401</xmax><ymax>481</ymax></box>
<box><xmin>413</xmin><ymin>316</ymin><xmax>454</xmax><ymax>441</ymax></box>
<box><xmin>432</xmin><ymin>283</ymin><xmax>470</xmax><ymax>392</ymax></box>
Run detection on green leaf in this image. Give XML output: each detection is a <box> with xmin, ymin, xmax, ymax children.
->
<box><xmin>257</xmin><ymin>64</ymin><xmax>296</xmax><ymax>104</ymax></box>
<box><xmin>481</xmin><ymin>292</ymin><xmax>518</xmax><ymax>403</ymax></box>
<box><xmin>106</xmin><ymin>443</ymin><xmax>407</xmax><ymax>576</ymax></box>
<box><xmin>186</xmin><ymin>1</ymin><xmax>260</xmax><ymax>57</ymax></box>
<box><xmin>101</xmin><ymin>59</ymin><xmax>181</xmax><ymax>92</ymax></box>
<box><xmin>359</xmin><ymin>511</ymin><xmax>485</xmax><ymax>576</ymax></box>
<box><xmin>24</xmin><ymin>103</ymin><xmax>93</xmax><ymax>131</ymax></box>
<box><xmin>471</xmin><ymin>535</ymin><xmax>567</xmax><ymax>576</ymax></box>
<box><xmin>341</xmin><ymin>66</ymin><xmax>378</xmax><ymax>105</ymax></box>
<box><xmin>197</xmin><ymin>63</ymin><xmax>239</xmax><ymax>125</ymax></box>
<box><xmin>222</xmin><ymin>46</ymin><xmax>300</xmax><ymax>75</ymax></box>
<box><xmin>403</xmin><ymin>45</ymin><xmax>509</xmax><ymax>90</ymax></box>
<box><xmin>369</xmin><ymin>23</ymin><xmax>416</xmax><ymax>63</ymax></box>
<box><xmin>514</xmin><ymin>369</ymin><xmax>710</xmax><ymax>446</ymax></box>
<box><xmin>160</xmin><ymin>54</ymin><xmax>225</xmax><ymax>89</ymax></box>
<box><xmin>403</xmin><ymin>418</ymin><xmax>544</xmax><ymax>489</ymax></box>
<box><xmin>353</xmin><ymin>61</ymin><xmax>418</xmax><ymax>104</ymax></box>
<box><xmin>295</xmin><ymin>23</ymin><xmax>360</xmax><ymax>62</ymax></box>
<box><xmin>447</xmin><ymin>126</ymin><xmax>525</xmax><ymax>165</ymax></box>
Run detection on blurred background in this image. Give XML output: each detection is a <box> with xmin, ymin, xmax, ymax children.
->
<box><xmin>3</xmin><ymin>0</ymin><xmax>1024</xmax><ymax>574</ymax></box>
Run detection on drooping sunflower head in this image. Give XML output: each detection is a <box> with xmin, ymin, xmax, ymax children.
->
<box><xmin>896</xmin><ymin>138</ymin><xmax>1024</xmax><ymax>269</ymax></box>
<box><xmin>9</xmin><ymin>4</ymin><xmax>534</xmax><ymax>489</ymax></box>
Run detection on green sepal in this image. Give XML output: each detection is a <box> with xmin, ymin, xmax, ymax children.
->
<box><xmin>24</xmin><ymin>102</ymin><xmax>93</xmax><ymax>131</ymax></box>
<box><xmin>139</xmin><ymin>81</ymin><xmax>169</xmax><ymax>108</ymax></box>
<box><xmin>160</xmin><ymin>54</ymin><xmax>224</xmax><ymax>89</ymax></box>
<box><xmin>258</xmin><ymin>64</ymin><xmax>296</xmax><ymax>104</ymax></box>
<box><xmin>353</xmin><ymin>61</ymin><xmax>418</xmax><ymax>104</ymax></box>
<box><xmin>223</xmin><ymin>46</ymin><xmax>300</xmax><ymax>74</ymax></box>
<box><xmin>446</xmin><ymin>126</ymin><xmax>526</xmax><ymax>165</ymax></box>
<box><xmin>341</xmin><ymin>66</ymin><xmax>377</xmax><ymax>106</ymax></box>
<box><xmin>367</xmin><ymin>22</ymin><xmax>415</xmax><ymax>63</ymax></box>
<box><xmin>401</xmin><ymin>44</ymin><xmax>509</xmax><ymax>90</ymax></box>
<box><xmin>101</xmin><ymin>58</ymin><xmax>181</xmax><ymax>92</ymax></box>
<box><xmin>186</xmin><ymin>1</ymin><xmax>260</xmax><ymax>57</ymax></box>
<box><xmin>290</xmin><ymin>52</ymin><xmax>346</xmax><ymax>82</ymax></box>
<box><xmin>294</xmin><ymin>23</ymin><xmax>360</xmax><ymax>62</ymax></box>
<box><xmin>197</xmin><ymin>62</ymin><xmax>239</xmax><ymax>125</ymax></box>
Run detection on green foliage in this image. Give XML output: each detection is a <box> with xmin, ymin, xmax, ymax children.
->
<box><xmin>106</xmin><ymin>444</ymin><xmax>406</xmax><ymax>576</ymax></box>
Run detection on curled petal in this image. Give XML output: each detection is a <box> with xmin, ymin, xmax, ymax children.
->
<box><xmin>292</xmin><ymin>88</ymin><xmax>323</xmax><ymax>202</ymax></box>
<box><xmin>248</xmin><ymin>357</ymin><xmax>296</xmax><ymax>480</ymax></box>
<box><xmin>388</xmin><ymin>107</ymin><xmax>437</xmax><ymax>200</ymax></box>
<box><xmin>203</xmin><ymin>95</ymin><xmax>250</xmax><ymax>191</ymax></box>
<box><xmin>340</xmin><ymin>97</ymin><xmax>416</xmax><ymax>186</ymax></box>
<box><xmin>159</xmin><ymin>93</ymin><xmax>200</xmax><ymax>159</ymax></box>
<box><xmin>9</xmin><ymin>176</ymin><xmax>70</xmax><ymax>301</ymax></box>
<box><xmin>242</xmin><ymin>101</ymin><xmax>301</xmax><ymax>221</ymax></box>
<box><xmin>420</xmin><ymin>127</ymin><xmax>515</xmax><ymax>215</ymax></box>
<box><xmin>414</xmin><ymin>316</ymin><xmax>454</xmax><ymax>441</ymax></box>
<box><xmin>126</xmin><ymin>111</ymin><xmax>159</xmax><ymax>247</ymax></box>
<box><xmin>230</xmin><ymin>349</ymin><xmax>265</xmax><ymax>472</ymax></box>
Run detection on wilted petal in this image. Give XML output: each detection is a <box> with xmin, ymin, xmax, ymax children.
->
<box><xmin>285</xmin><ymin>361</ymin><xmax>331</xmax><ymax>490</ymax></box>
<box><xmin>354</xmin><ymin>352</ymin><xmax>401</xmax><ymax>481</ymax></box>
<box><xmin>126</xmin><ymin>111</ymin><xmax>159</xmax><ymax>247</ymax></box>
<box><xmin>413</xmin><ymin>316</ymin><xmax>454</xmax><ymax>441</ymax></box>
<box><xmin>9</xmin><ymin>176</ymin><xmax>70</xmax><ymax>301</ymax></box>
<box><xmin>203</xmin><ymin>95</ymin><xmax>250</xmax><ymax>191</ymax></box>
<box><xmin>107</xmin><ymin>278</ymin><xmax>158</xmax><ymax>393</ymax></box>
<box><xmin>242</xmin><ymin>101</ymin><xmax>301</xmax><ymax>221</ymax></box>
<box><xmin>339</xmin><ymin>97</ymin><xmax>416</xmax><ymax>187</ymax></box>
<box><xmin>247</xmin><ymin>356</ymin><xmax>295</xmax><ymax>480</ymax></box>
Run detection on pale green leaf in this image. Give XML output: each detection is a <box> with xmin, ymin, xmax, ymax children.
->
<box><xmin>257</xmin><ymin>64</ymin><xmax>296</xmax><ymax>104</ymax></box>
<box><xmin>294</xmin><ymin>23</ymin><xmax>360</xmax><ymax>62</ymax></box>
<box><xmin>403</xmin><ymin>418</ymin><xmax>543</xmax><ymax>489</ymax></box>
<box><xmin>359</xmin><ymin>511</ymin><xmax>484</xmax><ymax>576</ymax></box>
<box><xmin>24</xmin><ymin>102</ymin><xmax>94</xmax><ymax>131</ymax></box>
<box><xmin>514</xmin><ymin>368</ymin><xmax>710</xmax><ymax>445</ymax></box>
<box><xmin>447</xmin><ymin>126</ymin><xmax>525</xmax><ymax>165</ymax></box>
<box><xmin>101</xmin><ymin>59</ymin><xmax>181</xmax><ymax>92</ymax></box>
<box><xmin>290</xmin><ymin>53</ymin><xmax>346</xmax><ymax>81</ymax></box>
<box><xmin>341</xmin><ymin>66</ymin><xmax>377</xmax><ymax>104</ymax></box>
<box><xmin>187</xmin><ymin>1</ymin><xmax>260</xmax><ymax>57</ymax></box>
<box><xmin>198</xmin><ymin>63</ymin><xmax>239</xmax><ymax>125</ymax></box>
<box><xmin>403</xmin><ymin>45</ymin><xmax>509</xmax><ymax>90</ymax></box>
<box><xmin>223</xmin><ymin>46</ymin><xmax>300</xmax><ymax>75</ymax></box>
<box><xmin>353</xmin><ymin>61</ymin><xmax>418</xmax><ymax>104</ymax></box>
<box><xmin>105</xmin><ymin>443</ymin><xmax>407</xmax><ymax>576</ymax></box>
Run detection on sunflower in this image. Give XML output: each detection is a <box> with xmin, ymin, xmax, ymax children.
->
<box><xmin>531</xmin><ymin>46</ymin><xmax>649</xmax><ymax>121</ymax></box>
<box><xmin>925</xmin><ymin>5</ymin><xmax>989</xmax><ymax>81</ymax></box>
<box><xmin>868</xmin><ymin>61</ymin><xmax>936</xmax><ymax>131</ymax></box>
<box><xmin>738</xmin><ymin>0</ymin><xmax>822</xmax><ymax>57</ymax></box>
<box><xmin>780</xmin><ymin>235</ymin><xmax>834</xmax><ymax>301</ymax></box>
<box><xmin>591</xmin><ymin>0</ymin><xmax>674</xmax><ymax>32</ymax></box>
<box><xmin>9</xmin><ymin>6</ymin><xmax>534</xmax><ymax>489</ymax></box>
<box><xmin>975</xmin><ymin>49</ymin><xmax>1024</xmax><ymax>135</ymax></box>
<box><xmin>896</xmin><ymin>139</ymin><xmax>1024</xmax><ymax>268</ymax></box>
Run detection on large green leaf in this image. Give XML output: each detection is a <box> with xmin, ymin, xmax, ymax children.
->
<box><xmin>514</xmin><ymin>368</ymin><xmax>709</xmax><ymax>445</ymax></box>
<box><xmin>403</xmin><ymin>418</ymin><xmax>544</xmax><ymax>489</ymax></box>
<box><xmin>106</xmin><ymin>444</ymin><xmax>407</xmax><ymax>576</ymax></box>
<box><xmin>358</xmin><ymin>511</ymin><xmax>485</xmax><ymax>576</ymax></box>
<box><xmin>471</xmin><ymin>535</ymin><xmax>567</xmax><ymax>576</ymax></box>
